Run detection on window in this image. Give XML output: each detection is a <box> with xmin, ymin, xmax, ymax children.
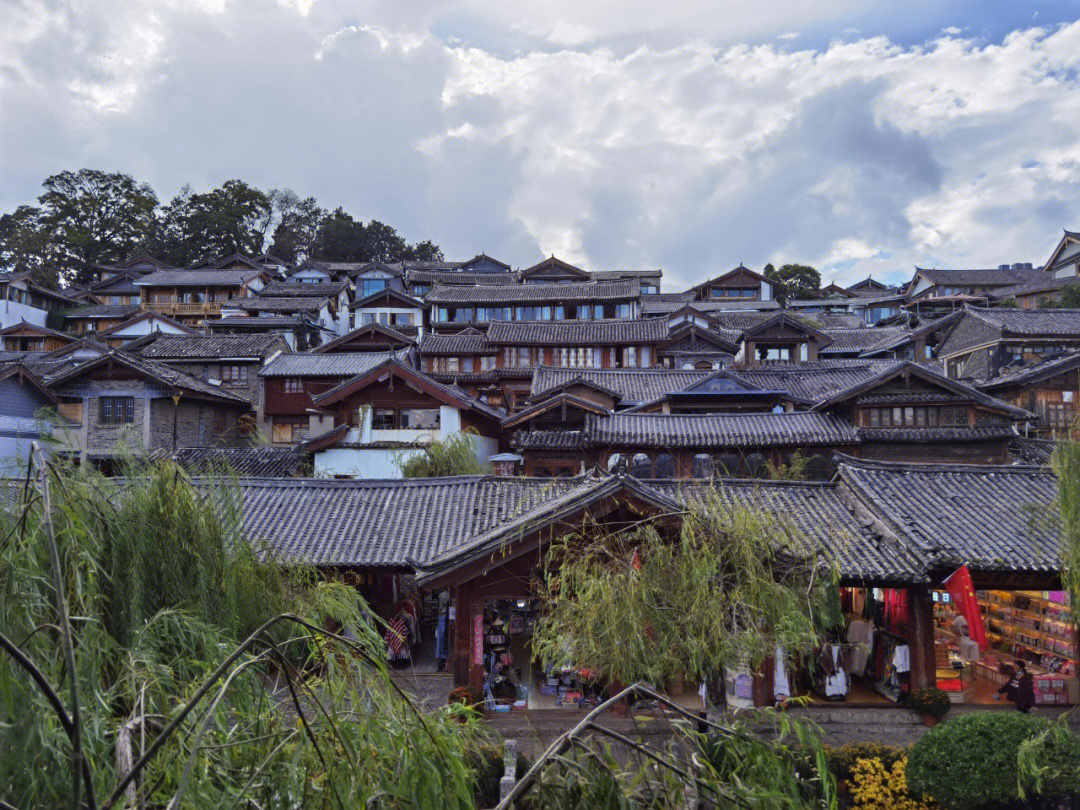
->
<box><xmin>869</xmin><ymin>408</ymin><xmax>880</xmax><ymax>426</ymax></box>
<box><xmin>744</xmin><ymin>453</ymin><xmax>767</xmax><ymax>478</ymax></box>
<box><xmin>220</xmin><ymin>365</ymin><xmax>248</xmax><ymax>384</ymax></box>
<box><xmin>623</xmin><ymin>346</ymin><xmax>637</xmax><ymax>368</ymax></box>
<box><xmin>271</xmin><ymin>418</ymin><xmax>307</xmax><ymax>444</ymax></box>
<box><xmin>213</xmin><ymin>409</ymin><xmax>228</xmax><ymax>435</ymax></box>
<box><xmin>629</xmin><ymin>453</ymin><xmax>652</xmax><ymax>477</ymax></box>
<box><xmin>392</xmin><ymin>313</ymin><xmax>414</xmax><ymax>326</ymax></box>
<box><xmin>446</xmin><ymin>357</ymin><xmax>459</xmax><ymax>374</ymax></box>
<box><xmin>654</xmin><ymin>453</ymin><xmax>676</xmax><ymax>477</ymax></box>
<box><xmin>413</xmin><ymin>284</ymin><xmax>431</xmax><ymax>297</ymax></box>
<box><xmin>759</xmin><ymin>346</ymin><xmax>791</xmax><ymax>362</ymax></box>
<box><xmin>480</xmin><ymin>355</ymin><xmax>495</xmax><ymax>371</ymax></box>
<box><xmin>360</xmin><ymin>278</ymin><xmax>388</xmax><ymax>297</ymax></box>
<box><xmin>372</xmin><ymin>409</ymin><xmax>395</xmax><ymax>429</ymax></box>
<box><xmin>283</xmin><ymin>378</ymin><xmax>304</xmax><ymax>394</ymax></box>
<box><xmin>616</xmin><ymin>303</ymin><xmax>632</xmax><ymax>319</ymax></box>
<box><xmin>100</xmin><ymin>396</ymin><xmax>134</xmax><ymax>425</ymax></box>
<box><xmin>402</xmin><ymin>409</ymin><xmax>440</xmax><ymax>429</ymax></box>
<box><xmin>692</xmin><ymin>454</ymin><xmax>714</xmax><ymax>478</ymax></box>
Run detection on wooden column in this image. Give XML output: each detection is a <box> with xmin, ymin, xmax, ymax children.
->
<box><xmin>451</xmin><ymin>582</ymin><xmax>472</xmax><ymax>687</ymax></box>
<box><xmin>909</xmin><ymin>585</ymin><xmax>937</xmax><ymax>690</ymax></box>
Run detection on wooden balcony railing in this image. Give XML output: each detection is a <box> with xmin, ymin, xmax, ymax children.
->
<box><xmin>142</xmin><ymin>302</ymin><xmax>223</xmax><ymax>316</ymax></box>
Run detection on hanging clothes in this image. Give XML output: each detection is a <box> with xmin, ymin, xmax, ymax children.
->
<box><xmin>434</xmin><ymin>611</ymin><xmax>448</xmax><ymax>661</ymax></box>
<box><xmin>884</xmin><ymin>588</ymin><xmax>909</xmax><ymax>632</ymax></box>
<box><xmin>773</xmin><ymin>647</ymin><xmax>791</xmax><ymax>701</ymax></box>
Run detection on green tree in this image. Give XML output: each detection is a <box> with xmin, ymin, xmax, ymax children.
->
<box><xmin>151</xmin><ymin>179</ymin><xmax>272</xmax><ymax>265</ymax></box>
<box><xmin>531</xmin><ymin>490</ymin><xmax>840</xmax><ymax>685</ymax></box>
<box><xmin>0</xmin><ymin>170</ymin><xmax>159</xmax><ymax>287</ymax></box>
<box><xmin>1051</xmin><ymin>283</ymin><xmax>1080</xmax><ymax>309</ymax></box>
<box><xmin>765</xmin><ymin>263</ymin><xmax>821</xmax><ymax>304</ymax></box>
<box><xmin>0</xmin><ymin>205</ymin><xmax>60</xmax><ymax>287</ymax></box>
<box><xmin>312</xmin><ymin>207</ymin><xmax>444</xmax><ymax>263</ymax></box>
<box><xmin>268</xmin><ymin>191</ymin><xmax>325</xmax><ymax>265</ymax></box>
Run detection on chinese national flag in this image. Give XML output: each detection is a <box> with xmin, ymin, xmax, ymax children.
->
<box><xmin>943</xmin><ymin>565</ymin><xmax>988</xmax><ymax>651</ymax></box>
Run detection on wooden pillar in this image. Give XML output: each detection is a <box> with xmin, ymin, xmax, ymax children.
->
<box><xmin>909</xmin><ymin>585</ymin><xmax>937</xmax><ymax>690</ymax></box>
<box><xmin>452</xmin><ymin>582</ymin><xmax>473</xmax><ymax>687</ymax></box>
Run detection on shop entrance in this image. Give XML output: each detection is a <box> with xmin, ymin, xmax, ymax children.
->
<box><xmin>934</xmin><ymin>589</ymin><xmax>1078</xmax><ymax>707</ymax></box>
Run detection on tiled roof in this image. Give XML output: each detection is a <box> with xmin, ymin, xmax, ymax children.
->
<box><xmin>641</xmin><ymin>299</ymin><xmax>780</xmax><ymax>314</ymax></box>
<box><xmin>1010</xmin><ymin>437</ymin><xmax>1056</xmax><ymax>465</ymax></box>
<box><xmin>838</xmin><ymin>456</ymin><xmax>1061</xmax><ymax>574</ymax></box>
<box><xmin>260</xmin><ymin>281</ymin><xmax>348</xmax><ymax>297</ymax></box>
<box><xmin>134</xmin><ymin>334</ymin><xmax>288</xmax><ymax>360</ymax></box>
<box><xmin>725</xmin><ymin>360</ymin><xmax>901</xmax><ymax>404</ymax></box>
<box><xmin>979</xmin><ymin>351</ymin><xmax>1080</xmax><ymax>391</ymax></box>
<box><xmin>791</xmin><ymin>312</ymin><xmax>867</xmax><ymax>328</ymax></box>
<box><xmin>427</xmin><ymin>280</ymin><xmax>638</xmax><ymax>304</ymax></box>
<box><xmin>486</xmin><ymin>319</ymin><xmax>668</xmax><ymax>345</ymax></box>
<box><xmin>587</xmin><ymin>411</ymin><xmax>858</xmax><ymax>448</ymax></box>
<box><xmin>211</xmin><ymin>316</ymin><xmax>306</xmax><ymax>328</ymax></box>
<box><xmin>590</xmin><ymin>270</ymin><xmax>663</xmax><ymax>281</ymax></box>
<box><xmin>988</xmin><ymin>275</ymin><xmax>1075</xmax><ymax>300</ymax></box>
<box><xmin>818</xmin><ymin>326</ymin><xmax>913</xmax><ymax>354</ymax></box>
<box><xmin>963</xmin><ymin>307</ymin><xmax>1080</xmax><ymax>337</ymax></box>
<box><xmin>222</xmin><ymin>475</ymin><xmax>598</xmax><ymax>567</ymax></box>
<box><xmin>407</xmin><ymin>270</ymin><xmax>518</xmax><ymax>286</ymax></box>
<box><xmin>418</xmin><ymin>329</ymin><xmax>493</xmax><ymax>354</ymax></box>
<box><xmin>169</xmin><ymin>446</ymin><xmax>311</xmax><ymax>477</ymax></box>
<box><xmin>224</xmin><ymin>297</ymin><xmax>326</xmax><ymax>312</ymax></box>
<box><xmin>856</xmin><ymin>426</ymin><xmax>1017</xmax><ymax>443</ymax></box>
<box><xmin>914</xmin><ymin>267</ymin><xmax>1044</xmax><ymax>286</ymax></box>
<box><xmin>67</xmin><ymin>304</ymin><xmax>141</xmax><ymax>319</ymax></box>
<box><xmin>510</xmin><ymin>429</ymin><xmax>589</xmax><ymax>450</ymax></box>
<box><xmin>260</xmin><ymin>351</ymin><xmax>401</xmax><ymax>377</ymax></box>
<box><xmin>530</xmin><ymin>366</ymin><xmax>713</xmax><ymax>404</ymax></box>
<box><xmin>135</xmin><ymin>269</ymin><xmax>263</xmax><ymax>287</ymax></box>
<box><xmin>649</xmin><ymin>480</ymin><xmax>923</xmax><ymax>583</ymax></box>
<box><xmin>46</xmin><ymin>350</ymin><xmax>250</xmax><ymax>404</ymax></box>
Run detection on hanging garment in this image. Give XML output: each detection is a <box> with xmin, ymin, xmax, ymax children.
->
<box><xmin>824</xmin><ymin>646</ymin><xmax>848</xmax><ymax>697</ymax></box>
<box><xmin>846</xmin><ymin>619</ymin><xmax>875</xmax><ymax>677</ymax></box>
<box><xmin>434</xmin><ymin>612</ymin><xmax>448</xmax><ymax>660</ymax></box>
<box><xmin>773</xmin><ymin>647</ymin><xmax>791</xmax><ymax>701</ymax></box>
<box><xmin>892</xmin><ymin>644</ymin><xmax>910</xmax><ymax>674</ymax></box>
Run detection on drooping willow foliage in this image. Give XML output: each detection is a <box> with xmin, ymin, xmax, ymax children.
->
<box><xmin>395</xmin><ymin>430</ymin><xmax>489</xmax><ymax>478</ymax></box>
<box><xmin>0</xmin><ymin>453</ymin><xmax>487</xmax><ymax>809</ymax></box>
<box><xmin>531</xmin><ymin>489</ymin><xmax>842</xmax><ymax>686</ymax></box>
<box><xmin>1052</xmin><ymin>440</ymin><xmax>1080</xmax><ymax>613</ymax></box>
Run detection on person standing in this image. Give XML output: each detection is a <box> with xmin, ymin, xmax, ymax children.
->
<box><xmin>1015</xmin><ymin>660</ymin><xmax>1035</xmax><ymax>714</ymax></box>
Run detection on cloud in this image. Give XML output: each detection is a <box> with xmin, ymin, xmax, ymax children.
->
<box><xmin>2</xmin><ymin>2</ymin><xmax>1080</xmax><ymax>290</ymax></box>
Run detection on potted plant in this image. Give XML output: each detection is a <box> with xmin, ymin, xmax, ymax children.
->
<box><xmin>907</xmin><ymin>687</ymin><xmax>951</xmax><ymax>726</ymax></box>
<box><xmin>448</xmin><ymin>685</ymin><xmax>484</xmax><ymax>712</ymax></box>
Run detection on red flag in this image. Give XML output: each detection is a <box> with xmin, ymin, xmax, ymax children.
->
<box><xmin>943</xmin><ymin>565</ymin><xmax>987</xmax><ymax>651</ymax></box>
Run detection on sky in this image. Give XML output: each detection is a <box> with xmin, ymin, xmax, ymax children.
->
<box><xmin>3</xmin><ymin>1</ymin><xmax>1080</xmax><ymax>290</ymax></box>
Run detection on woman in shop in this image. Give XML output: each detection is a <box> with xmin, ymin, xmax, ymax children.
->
<box><xmin>997</xmin><ymin>661</ymin><xmax>1036</xmax><ymax>713</ymax></box>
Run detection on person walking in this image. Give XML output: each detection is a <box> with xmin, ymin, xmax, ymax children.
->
<box><xmin>1014</xmin><ymin>660</ymin><xmax>1035</xmax><ymax>714</ymax></box>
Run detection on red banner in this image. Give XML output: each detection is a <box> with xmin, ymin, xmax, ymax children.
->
<box><xmin>943</xmin><ymin>565</ymin><xmax>988</xmax><ymax>651</ymax></box>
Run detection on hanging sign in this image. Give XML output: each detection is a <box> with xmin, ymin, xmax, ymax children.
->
<box><xmin>473</xmin><ymin>614</ymin><xmax>484</xmax><ymax>666</ymax></box>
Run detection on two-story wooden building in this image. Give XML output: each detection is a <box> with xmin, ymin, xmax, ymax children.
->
<box><xmin>427</xmin><ymin>281</ymin><xmax>640</xmax><ymax>331</ymax></box>
<box><xmin>135</xmin><ymin>268</ymin><xmax>269</xmax><ymax>326</ymax></box>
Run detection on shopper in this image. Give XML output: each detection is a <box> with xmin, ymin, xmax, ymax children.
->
<box><xmin>996</xmin><ymin>665</ymin><xmax>1018</xmax><ymax>705</ymax></box>
<box><xmin>1015</xmin><ymin>661</ymin><xmax>1035</xmax><ymax>714</ymax></box>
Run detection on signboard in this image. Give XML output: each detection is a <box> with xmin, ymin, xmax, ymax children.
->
<box><xmin>473</xmin><ymin>614</ymin><xmax>484</xmax><ymax>666</ymax></box>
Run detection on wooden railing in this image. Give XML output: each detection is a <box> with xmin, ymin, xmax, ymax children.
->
<box><xmin>141</xmin><ymin>302</ymin><xmax>223</xmax><ymax>316</ymax></box>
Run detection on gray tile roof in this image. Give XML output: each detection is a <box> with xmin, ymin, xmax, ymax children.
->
<box><xmin>725</xmin><ymin>360</ymin><xmax>901</xmax><ymax>404</ymax></box>
<box><xmin>648</xmin><ymin>480</ymin><xmax>923</xmax><ymax>582</ymax></box>
<box><xmin>961</xmin><ymin>307</ymin><xmax>1080</xmax><ymax>337</ymax></box>
<box><xmin>427</xmin><ymin>280</ymin><xmax>638</xmax><ymax>304</ymax></box>
<box><xmin>979</xmin><ymin>351</ymin><xmax>1080</xmax><ymax>391</ymax></box>
<box><xmin>587</xmin><ymin>411</ymin><xmax>858</xmax><ymax>448</ymax></box>
<box><xmin>988</xmin><ymin>275</ymin><xmax>1076</xmax><ymax>300</ymax></box>
<box><xmin>260</xmin><ymin>351</ymin><xmax>401</xmax><ymax>378</ymax></box>
<box><xmin>818</xmin><ymin>326</ymin><xmax>913</xmax><ymax>354</ymax></box>
<box><xmin>223</xmin><ymin>475</ymin><xmax>598</xmax><ymax>567</ymax></box>
<box><xmin>510</xmin><ymin>429</ymin><xmax>588</xmax><ymax>450</ymax></box>
<box><xmin>856</xmin><ymin>426</ymin><xmax>1017</xmax><ymax>443</ymax></box>
<box><xmin>589</xmin><ymin>270</ymin><xmax>663</xmax><ymax>281</ymax></box>
<box><xmin>67</xmin><ymin>304</ymin><xmax>142</xmax><ymax>319</ymax></box>
<box><xmin>641</xmin><ymin>299</ymin><xmax>780</xmax><ymax>314</ymax></box>
<box><xmin>838</xmin><ymin>456</ymin><xmax>1061</xmax><ymax>574</ymax></box>
<box><xmin>169</xmin><ymin>446</ymin><xmax>311</xmax><ymax>477</ymax></box>
<box><xmin>486</xmin><ymin>318</ymin><xmax>668</xmax><ymax>345</ymax></box>
<box><xmin>530</xmin><ymin>366</ymin><xmax>713</xmax><ymax>404</ymax></box>
<box><xmin>211</xmin><ymin>316</ymin><xmax>306</xmax><ymax>328</ymax></box>
<box><xmin>135</xmin><ymin>269</ymin><xmax>264</xmax><ymax>287</ymax></box>
<box><xmin>418</xmin><ymin>329</ymin><xmax>493</xmax><ymax>354</ymax></box>
<box><xmin>225</xmin><ymin>297</ymin><xmax>326</xmax><ymax>312</ymax></box>
<box><xmin>260</xmin><ymin>281</ymin><xmax>349</xmax><ymax>297</ymax></box>
<box><xmin>914</xmin><ymin>267</ymin><xmax>1044</xmax><ymax>286</ymax></box>
<box><xmin>407</xmin><ymin>270</ymin><xmax>518</xmax><ymax>286</ymax></box>
<box><xmin>133</xmin><ymin>334</ymin><xmax>288</xmax><ymax>360</ymax></box>
<box><xmin>47</xmin><ymin>350</ymin><xmax>250</xmax><ymax>404</ymax></box>
<box><xmin>1010</xmin><ymin>437</ymin><xmax>1056</xmax><ymax>465</ymax></box>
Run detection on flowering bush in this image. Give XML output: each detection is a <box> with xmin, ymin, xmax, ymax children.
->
<box><xmin>448</xmin><ymin>685</ymin><xmax>484</xmax><ymax>707</ymax></box>
<box><xmin>824</xmin><ymin>742</ymin><xmax>906</xmax><ymax>784</ymax></box>
<box><xmin>906</xmin><ymin>687</ymin><xmax>951</xmax><ymax>719</ymax></box>
<box><xmin>849</xmin><ymin>756</ymin><xmax>934</xmax><ymax>810</ymax></box>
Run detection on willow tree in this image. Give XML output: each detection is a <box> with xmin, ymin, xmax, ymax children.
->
<box><xmin>531</xmin><ymin>489</ymin><xmax>841</xmax><ymax>687</ymax></box>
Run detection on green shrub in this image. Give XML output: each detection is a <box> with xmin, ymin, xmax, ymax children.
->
<box><xmin>824</xmin><ymin>742</ymin><xmax>906</xmax><ymax>783</ymax></box>
<box><xmin>907</xmin><ymin>687</ymin><xmax>951</xmax><ymax>719</ymax></box>
<box><xmin>906</xmin><ymin>712</ymin><xmax>1080</xmax><ymax>808</ymax></box>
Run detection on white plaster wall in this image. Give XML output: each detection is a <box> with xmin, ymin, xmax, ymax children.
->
<box><xmin>315</xmin><ymin>446</ymin><xmax>416</xmax><ymax>478</ymax></box>
<box><xmin>0</xmin><ymin>300</ymin><xmax>48</xmax><ymax>328</ymax></box>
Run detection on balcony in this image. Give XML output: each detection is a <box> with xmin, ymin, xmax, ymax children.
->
<box><xmin>1035</xmin><ymin>402</ymin><xmax>1078</xmax><ymax>438</ymax></box>
<box><xmin>142</xmin><ymin>302</ymin><xmax>223</xmax><ymax>317</ymax></box>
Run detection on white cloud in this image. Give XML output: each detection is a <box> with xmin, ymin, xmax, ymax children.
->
<box><xmin>2</xmin><ymin>2</ymin><xmax>1080</xmax><ymax>289</ymax></box>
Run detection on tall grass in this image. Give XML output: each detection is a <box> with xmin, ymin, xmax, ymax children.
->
<box><xmin>0</xmin><ymin>453</ymin><xmax>486</xmax><ymax>808</ymax></box>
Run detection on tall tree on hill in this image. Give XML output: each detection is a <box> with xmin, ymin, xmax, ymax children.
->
<box><xmin>311</xmin><ymin>208</ymin><xmax>444</xmax><ymax>263</ymax></box>
<box><xmin>0</xmin><ymin>170</ymin><xmax>159</xmax><ymax>288</ymax></box>
<box><xmin>765</xmin><ymin>263</ymin><xmax>821</xmax><ymax>304</ymax></box>
<box><xmin>151</xmin><ymin>180</ymin><xmax>272</xmax><ymax>266</ymax></box>
<box><xmin>268</xmin><ymin>191</ymin><xmax>325</xmax><ymax>265</ymax></box>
